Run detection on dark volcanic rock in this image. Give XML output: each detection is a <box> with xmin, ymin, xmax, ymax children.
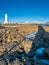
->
<box><xmin>26</xmin><ymin>50</ymin><xmax>35</xmax><ymax>58</ymax></box>
<box><xmin>44</xmin><ymin>48</ymin><xmax>49</xmax><ymax>59</ymax></box>
<box><xmin>34</xmin><ymin>58</ymin><xmax>47</xmax><ymax>65</ymax></box>
<box><xmin>35</xmin><ymin>47</ymin><xmax>46</xmax><ymax>59</ymax></box>
<box><xmin>33</xmin><ymin>26</ymin><xmax>49</xmax><ymax>49</ymax></box>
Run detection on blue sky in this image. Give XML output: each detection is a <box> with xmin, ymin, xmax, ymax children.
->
<box><xmin>0</xmin><ymin>0</ymin><xmax>49</xmax><ymax>23</ymax></box>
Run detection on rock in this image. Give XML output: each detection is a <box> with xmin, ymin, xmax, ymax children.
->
<box><xmin>44</xmin><ymin>48</ymin><xmax>49</xmax><ymax>59</ymax></box>
<box><xmin>0</xmin><ymin>46</ymin><xmax>6</xmax><ymax>54</ymax></box>
<box><xmin>24</xmin><ymin>61</ymin><xmax>31</xmax><ymax>65</ymax></box>
<box><xmin>35</xmin><ymin>47</ymin><xmax>46</xmax><ymax>59</ymax></box>
<box><xmin>33</xmin><ymin>47</ymin><xmax>49</xmax><ymax>65</ymax></box>
<box><xmin>0</xmin><ymin>58</ymin><xmax>8</xmax><ymax>65</ymax></box>
<box><xmin>34</xmin><ymin>58</ymin><xmax>48</xmax><ymax>65</ymax></box>
<box><xmin>35</xmin><ymin>47</ymin><xmax>45</xmax><ymax>55</ymax></box>
<box><xmin>26</xmin><ymin>50</ymin><xmax>35</xmax><ymax>58</ymax></box>
<box><xmin>24</xmin><ymin>39</ymin><xmax>32</xmax><ymax>53</ymax></box>
<box><xmin>24</xmin><ymin>57</ymin><xmax>34</xmax><ymax>65</ymax></box>
<box><xmin>36</xmin><ymin>54</ymin><xmax>46</xmax><ymax>59</ymax></box>
<box><xmin>33</xmin><ymin>26</ymin><xmax>49</xmax><ymax>49</ymax></box>
<box><xmin>11</xmin><ymin>58</ymin><xmax>22</xmax><ymax>65</ymax></box>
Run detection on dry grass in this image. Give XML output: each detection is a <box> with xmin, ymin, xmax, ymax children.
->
<box><xmin>0</xmin><ymin>24</ymin><xmax>49</xmax><ymax>53</ymax></box>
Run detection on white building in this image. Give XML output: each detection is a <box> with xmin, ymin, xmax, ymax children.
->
<box><xmin>4</xmin><ymin>14</ymin><xmax>8</xmax><ymax>24</ymax></box>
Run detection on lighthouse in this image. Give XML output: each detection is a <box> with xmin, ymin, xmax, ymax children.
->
<box><xmin>4</xmin><ymin>14</ymin><xmax>8</xmax><ymax>24</ymax></box>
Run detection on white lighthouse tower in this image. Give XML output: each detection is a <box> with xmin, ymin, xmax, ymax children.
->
<box><xmin>4</xmin><ymin>14</ymin><xmax>8</xmax><ymax>24</ymax></box>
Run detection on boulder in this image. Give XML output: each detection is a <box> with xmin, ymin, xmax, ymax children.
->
<box><xmin>33</xmin><ymin>26</ymin><xmax>49</xmax><ymax>49</ymax></box>
<box><xmin>44</xmin><ymin>48</ymin><xmax>49</xmax><ymax>59</ymax></box>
